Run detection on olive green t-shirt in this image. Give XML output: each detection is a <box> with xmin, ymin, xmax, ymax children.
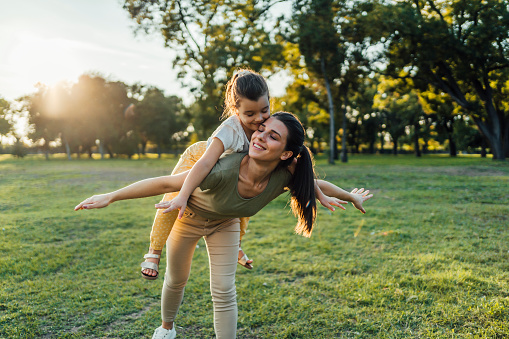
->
<box><xmin>187</xmin><ymin>152</ymin><xmax>291</xmax><ymax>220</ymax></box>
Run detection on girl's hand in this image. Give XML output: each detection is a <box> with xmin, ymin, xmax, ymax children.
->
<box><xmin>350</xmin><ymin>188</ymin><xmax>373</xmax><ymax>214</ymax></box>
<box><xmin>155</xmin><ymin>194</ymin><xmax>189</xmax><ymax>219</ymax></box>
<box><xmin>74</xmin><ymin>193</ymin><xmax>113</xmax><ymax>211</ymax></box>
<box><xmin>318</xmin><ymin>194</ymin><xmax>348</xmax><ymax>212</ymax></box>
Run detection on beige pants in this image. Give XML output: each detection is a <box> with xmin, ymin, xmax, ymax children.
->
<box><xmin>161</xmin><ymin>209</ymin><xmax>240</xmax><ymax>339</ymax></box>
<box><xmin>150</xmin><ymin>141</ymin><xmax>249</xmax><ymax>250</ymax></box>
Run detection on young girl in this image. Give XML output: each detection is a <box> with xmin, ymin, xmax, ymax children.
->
<box><xmin>141</xmin><ymin>70</ymin><xmax>336</xmax><ymax>280</ymax></box>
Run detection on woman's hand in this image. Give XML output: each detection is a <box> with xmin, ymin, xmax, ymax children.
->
<box><xmin>155</xmin><ymin>194</ymin><xmax>189</xmax><ymax>219</ymax></box>
<box><xmin>74</xmin><ymin>193</ymin><xmax>113</xmax><ymax>211</ymax></box>
<box><xmin>317</xmin><ymin>194</ymin><xmax>348</xmax><ymax>212</ymax></box>
<box><xmin>350</xmin><ymin>188</ymin><xmax>373</xmax><ymax>214</ymax></box>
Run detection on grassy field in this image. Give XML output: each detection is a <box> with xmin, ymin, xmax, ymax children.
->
<box><xmin>0</xmin><ymin>153</ymin><xmax>508</xmax><ymax>338</ymax></box>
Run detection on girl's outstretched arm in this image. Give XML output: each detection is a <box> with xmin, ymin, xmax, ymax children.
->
<box><xmin>74</xmin><ymin>171</ymin><xmax>189</xmax><ymax>211</ymax></box>
<box><xmin>157</xmin><ymin>138</ymin><xmax>224</xmax><ymax>218</ymax></box>
<box><xmin>316</xmin><ymin>179</ymin><xmax>373</xmax><ymax>214</ymax></box>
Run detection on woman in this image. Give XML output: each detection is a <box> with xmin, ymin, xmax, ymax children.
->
<box><xmin>75</xmin><ymin>112</ymin><xmax>372</xmax><ymax>339</ymax></box>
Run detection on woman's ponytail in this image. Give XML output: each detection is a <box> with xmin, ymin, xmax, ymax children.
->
<box><xmin>289</xmin><ymin>145</ymin><xmax>317</xmax><ymax>237</ymax></box>
<box><xmin>272</xmin><ymin>112</ymin><xmax>317</xmax><ymax>237</ymax></box>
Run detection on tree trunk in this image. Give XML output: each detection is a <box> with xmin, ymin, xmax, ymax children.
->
<box><xmin>63</xmin><ymin>137</ymin><xmax>71</xmax><ymax>160</ymax></box>
<box><xmin>392</xmin><ymin>137</ymin><xmax>398</xmax><ymax>155</ymax></box>
<box><xmin>473</xmin><ymin>116</ymin><xmax>504</xmax><ymax>160</ymax></box>
<box><xmin>107</xmin><ymin>146</ymin><xmax>114</xmax><ymax>159</ymax></box>
<box><xmin>380</xmin><ymin>133</ymin><xmax>385</xmax><ymax>154</ymax></box>
<box><xmin>321</xmin><ymin>57</ymin><xmax>335</xmax><ymax>165</ymax></box>
<box><xmin>422</xmin><ymin>138</ymin><xmax>429</xmax><ymax>154</ymax></box>
<box><xmin>430</xmin><ymin>65</ymin><xmax>505</xmax><ymax>160</ymax></box>
<box><xmin>157</xmin><ymin>145</ymin><xmax>162</xmax><ymax>159</ymax></box>
<box><xmin>340</xmin><ymin>92</ymin><xmax>348</xmax><ymax>163</ymax></box>
<box><xmin>414</xmin><ymin>124</ymin><xmax>421</xmax><ymax>157</ymax></box>
<box><xmin>43</xmin><ymin>140</ymin><xmax>50</xmax><ymax>160</ymax></box>
<box><xmin>369</xmin><ymin>140</ymin><xmax>375</xmax><ymax>154</ymax></box>
<box><xmin>449</xmin><ymin>135</ymin><xmax>457</xmax><ymax>157</ymax></box>
<box><xmin>99</xmin><ymin>140</ymin><xmax>105</xmax><ymax>159</ymax></box>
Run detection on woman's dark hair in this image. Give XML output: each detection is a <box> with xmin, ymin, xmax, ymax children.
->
<box><xmin>222</xmin><ymin>69</ymin><xmax>270</xmax><ymax>119</ymax></box>
<box><xmin>272</xmin><ymin>112</ymin><xmax>316</xmax><ymax>237</ymax></box>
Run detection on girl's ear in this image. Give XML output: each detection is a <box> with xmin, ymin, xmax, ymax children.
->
<box><xmin>280</xmin><ymin>151</ymin><xmax>293</xmax><ymax>161</ymax></box>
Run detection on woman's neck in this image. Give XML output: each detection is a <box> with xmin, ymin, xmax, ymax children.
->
<box><xmin>239</xmin><ymin>155</ymin><xmax>279</xmax><ymax>188</ymax></box>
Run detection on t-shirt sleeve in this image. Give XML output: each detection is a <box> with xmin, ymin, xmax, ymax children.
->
<box><xmin>211</xmin><ymin>125</ymin><xmax>245</xmax><ymax>153</ymax></box>
<box><xmin>207</xmin><ymin>117</ymin><xmax>247</xmax><ymax>153</ymax></box>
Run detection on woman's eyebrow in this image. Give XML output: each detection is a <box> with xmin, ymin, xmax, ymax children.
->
<box><xmin>269</xmin><ymin>129</ymin><xmax>281</xmax><ymax>138</ymax></box>
<box><xmin>259</xmin><ymin>122</ymin><xmax>281</xmax><ymax>137</ymax></box>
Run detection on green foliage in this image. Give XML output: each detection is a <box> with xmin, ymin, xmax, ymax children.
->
<box><xmin>132</xmin><ymin>87</ymin><xmax>187</xmax><ymax>157</ymax></box>
<box><xmin>123</xmin><ymin>0</ymin><xmax>285</xmax><ymax>138</ymax></box>
<box><xmin>22</xmin><ymin>75</ymin><xmax>191</xmax><ymax>159</ymax></box>
<box><xmin>364</xmin><ymin>0</ymin><xmax>509</xmax><ymax>159</ymax></box>
<box><xmin>373</xmin><ymin>77</ymin><xmax>426</xmax><ymax>155</ymax></box>
<box><xmin>0</xmin><ymin>98</ymin><xmax>12</xmax><ymax>137</ymax></box>
<box><xmin>1</xmin><ymin>155</ymin><xmax>508</xmax><ymax>337</ymax></box>
<box><xmin>10</xmin><ymin>137</ymin><xmax>27</xmax><ymax>158</ymax></box>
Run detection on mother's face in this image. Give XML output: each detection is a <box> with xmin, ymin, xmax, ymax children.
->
<box><xmin>249</xmin><ymin>117</ymin><xmax>293</xmax><ymax>162</ymax></box>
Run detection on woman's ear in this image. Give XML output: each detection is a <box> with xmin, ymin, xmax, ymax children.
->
<box><xmin>280</xmin><ymin>151</ymin><xmax>293</xmax><ymax>161</ymax></box>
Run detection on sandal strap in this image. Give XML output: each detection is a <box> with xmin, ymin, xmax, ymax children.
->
<box><xmin>144</xmin><ymin>253</ymin><xmax>160</xmax><ymax>259</ymax></box>
<box><xmin>238</xmin><ymin>253</ymin><xmax>249</xmax><ymax>266</ymax></box>
<box><xmin>141</xmin><ymin>261</ymin><xmax>159</xmax><ymax>272</ymax></box>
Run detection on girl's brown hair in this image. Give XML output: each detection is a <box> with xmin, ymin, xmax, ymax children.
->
<box><xmin>222</xmin><ymin>69</ymin><xmax>270</xmax><ymax>119</ymax></box>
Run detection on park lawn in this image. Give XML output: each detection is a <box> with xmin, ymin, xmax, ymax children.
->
<box><xmin>0</xmin><ymin>154</ymin><xmax>508</xmax><ymax>338</ymax></box>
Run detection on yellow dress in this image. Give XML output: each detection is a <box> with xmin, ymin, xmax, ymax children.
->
<box><xmin>150</xmin><ymin>141</ymin><xmax>249</xmax><ymax>250</ymax></box>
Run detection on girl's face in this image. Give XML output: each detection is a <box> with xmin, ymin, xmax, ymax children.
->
<box><xmin>235</xmin><ymin>94</ymin><xmax>270</xmax><ymax>133</ymax></box>
<box><xmin>249</xmin><ymin>117</ymin><xmax>292</xmax><ymax>163</ymax></box>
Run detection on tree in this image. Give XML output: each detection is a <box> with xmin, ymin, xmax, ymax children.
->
<box><xmin>351</xmin><ymin>77</ymin><xmax>381</xmax><ymax>154</ymax></box>
<box><xmin>69</xmin><ymin>75</ymin><xmax>130</xmax><ymax>159</ymax></box>
<box><xmin>374</xmin><ymin>77</ymin><xmax>425</xmax><ymax>156</ymax></box>
<box><xmin>123</xmin><ymin>0</ymin><xmax>285</xmax><ymax>138</ymax></box>
<box><xmin>0</xmin><ymin>98</ymin><xmax>12</xmax><ymax>141</ymax></box>
<box><xmin>25</xmin><ymin>83</ymin><xmax>70</xmax><ymax>160</ymax></box>
<box><xmin>134</xmin><ymin>87</ymin><xmax>187</xmax><ymax>158</ymax></box>
<box><xmin>419</xmin><ymin>89</ymin><xmax>461</xmax><ymax>157</ymax></box>
<box><xmin>293</xmin><ymin>0</ymin><xmax>344</xmax><ymax>163</ymax></box>
<box><xmin>25</xmin><ymin>75</ymin><xmax>134</xmax><ymax>159</ymax></box>
<box><xmin>366</xmin><ymin>0</ymin><xmax>509</xmax><ymax>160</ymax></box>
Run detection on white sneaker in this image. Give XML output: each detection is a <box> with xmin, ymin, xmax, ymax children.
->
<box><xmin>152</xmin><ymin>326</ymin><xmax>176</xmax><ymax>339</ymax></box>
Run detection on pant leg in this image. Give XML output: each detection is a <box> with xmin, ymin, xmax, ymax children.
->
<box><xmin>204</xmin><ymin>219</ymin><xmax>240</xmax><ymax>339</ymax></box>
<box><xmin>149</xmin><ymin>141</ymin><xmax>208</xmax><ymax>250</ymax></box>
<box><xmin>238</xmin><ymin>217</ymin><xmax>249</xmax><ymax>241</ymax></box>
<box><xmin>160</xmin><ymin>215</ymin><xmax>203</xmax><ymax>322</ymax></box>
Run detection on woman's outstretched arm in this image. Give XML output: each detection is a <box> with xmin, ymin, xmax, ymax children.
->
<box><xmin>74</xmin><ymin>171</ymin><xmax>189</xmax><ymax>211</ymax></box>
<box><xmin>316</xmin><ymin>179</ymin><xmax>373</xmax><ymax>214</ymax></box>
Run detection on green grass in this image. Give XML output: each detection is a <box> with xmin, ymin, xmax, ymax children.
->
<box><xmin>1</xmin><ymin>154</ymin><xmax>508</xmax><ymax>338</ymax></box>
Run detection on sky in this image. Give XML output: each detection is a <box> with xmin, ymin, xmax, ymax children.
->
<box><xmin>0</xmin><ymin>0</ymin><xmax>290</xmax><ymax>106</ymax></box>
<box><xmin>0</xmin><ymin>0</ymin><xmax>186</xmax><ymax>102</ymax></box>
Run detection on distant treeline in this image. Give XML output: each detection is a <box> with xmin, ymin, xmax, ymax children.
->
<box><xmin>1</xmin><ymin>0</ymin><xmax>508</xmax><ymax>160</ymax></box>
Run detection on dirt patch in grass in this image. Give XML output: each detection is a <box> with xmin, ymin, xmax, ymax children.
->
<box><xmin>395</xmin><ymin>166</ymin><xmax>508</xmax><ymax>177</ymax></box>
<box><xmin>104</xmin><ymin>301</ymin><xmax>159</xmax><ymax>333</ymax></box>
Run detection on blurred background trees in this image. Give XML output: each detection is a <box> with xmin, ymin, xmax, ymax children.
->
<box><xmin>2</xmin><ymin>0</ymin><xmax>507</xmax><ymax>160</ymax></box>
